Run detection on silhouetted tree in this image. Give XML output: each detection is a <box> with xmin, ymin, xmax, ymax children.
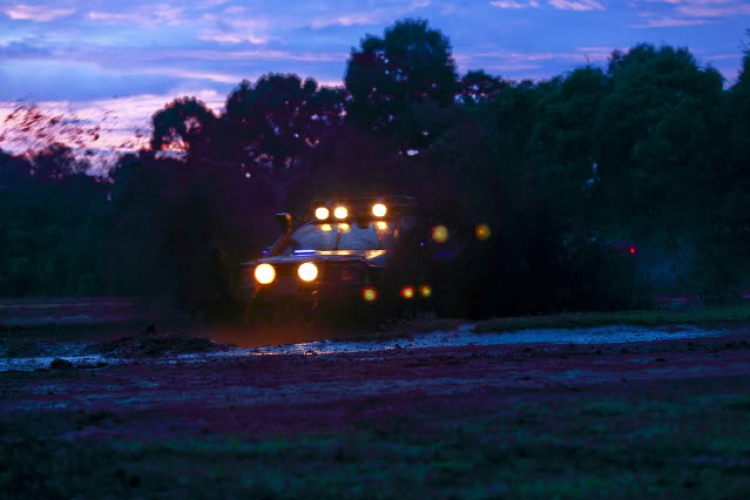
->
<box><xmin>458</xmin><ymin>70</ymin><xmax>508</xmax><ymax>104</ymax></box>
<box><xmin>151</xmin><ymin>97</ymin><xmax>217</xmax><ymax>157</ymax></box>
<box><xmin>528</xmin><ymin>67</ymin><xmax>610</xmax><ymax>228</ymax></box>
<box><xmin>30</xmin><ymin>143</ymin><xmax>88</xmax><ymax>181</ymax></box>
<box><xmin>593</xmin><ymin>45</ymin><xmax>726</xmax><ymax>232</ymax></box>
<box><xmin>221</xmin><ymin>74</ymin><xmax>346</xmax><ymax>172</ymax></box>
<box><xmin>345</xmin><ymin>19</ymin><xmax>459</xmax><ymax>132</ymax></box>
<box><xmin>4</xmin><ymin>20</ymin><xmax>747</xmax><ymax>307</ymax></box>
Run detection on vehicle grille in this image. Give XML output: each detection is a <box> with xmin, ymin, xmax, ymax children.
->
<box><xmin>273</xmin><ymin>263</ymin><xmax>297</xmax><ymax>277</ymax></box>
<box><xmin>325</xmin><ymin>262</ymin><xmax>365</xmax><ymax>284</ymax></box>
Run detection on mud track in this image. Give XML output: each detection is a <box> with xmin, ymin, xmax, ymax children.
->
<box><xmin>2</xmin><ymin>328</ymin><xmax>750</xmax><ymax>498</ymax></box>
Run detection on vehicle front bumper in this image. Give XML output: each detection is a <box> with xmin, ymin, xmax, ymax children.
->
<box><xmin>244</xmin><ymin>280</ymin><xmax>380</xmax><ymax>312</ymax></box>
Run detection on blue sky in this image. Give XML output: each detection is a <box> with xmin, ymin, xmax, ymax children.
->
<box><xmin>0</xmin><ymin>0</ymin><xmax>748</xmax><ymax>159</ymax></box>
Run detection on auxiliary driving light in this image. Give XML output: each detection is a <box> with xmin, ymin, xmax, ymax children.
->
<box><xmin>400</xmin><ymin>286</ymin><xmax>415</xmax><ymax>300</ymax></box>
<box><xmin>315</xmin><ymin>207</ymin><xmax>330</xmax><ymax>220</ymax></box>
<box><xmin>298</xmin><ymin>262</ymin><xmax>319</xmax><ymax>282</ymax></box>
<box><xmin>372</xmin><ymin>203</ymin><xmax>387</xmax><ymax>217</ymax></box>
<box><xmin>432</xmin><ymin>225</ymin><xmax>449</xmax><ymax>244</ymax></box>
<box><xmin>362</xmin><ymin>287</ymin><xmax>378</xmax><ymax>302</ymax></box>
<box><xmin>334</xmin><ymin>206</ymin><xmax>348</xmax><ymax>219</ymax></box>
<box><xmin>419</xmin><ymin>285</ymin><xmax>432</xmax><ymax>298</ymax></box>
<box><xmin>475</xmin><ymin>224</ymin><xmax>491</xmax><ymax>241</ymax></box>
<box><xmin>254</xmin><ymin>263</ymin><xmax>276</xmax><ymax>284</ymax></box>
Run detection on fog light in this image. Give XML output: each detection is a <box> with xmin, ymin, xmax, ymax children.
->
<box><xmin>298</xmin><ymin>262</ymin><xmax>318</xmax><ymax>282</ymax></box>
<box><xmin>254</xmin><ymin>263</ymin><xmax>276</xmax><ymax>284</ymax></box>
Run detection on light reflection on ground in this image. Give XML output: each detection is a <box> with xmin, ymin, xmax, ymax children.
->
<box><xmin>1</xmin><ymin>324</ymin><xmax>731</xmax><ymax>372</ymax></box>
<box><xmin>244</xmin><ymin>324</ymin><xmax>728</xmax><ymax>355</ymax></box>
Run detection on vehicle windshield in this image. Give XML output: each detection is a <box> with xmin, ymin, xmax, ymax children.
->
<box><xmin>282</xmin><ymin>222</ymin><xmax>395</xmax><ymax>254</ymax></box>
<box><xmin>338</xmin><ymin>224</ymin><xmax>382</xmax><ymax>250</ymax></box>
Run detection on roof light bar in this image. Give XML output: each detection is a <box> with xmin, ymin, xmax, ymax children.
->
<box><xmin>372</xmin><ymin>203</ymin><xmax>387</xmax><ymax>217</ymax></box>
<box><xmin>334</xmin><ymin>206</ymin><xmax>348</xmax><ymax>219</ymax></box>
<box><xmin>315</xmin><ymin>207</ymin><xmax>330</xmax><ymax>220</ymax></box>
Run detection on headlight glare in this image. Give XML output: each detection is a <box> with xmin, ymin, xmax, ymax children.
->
<box><xmin>254</xmin><ymin>263</ymin><xmax>276</xmax><ymax>284</ymax></box>
<box><xmin>372</xmin><ymin>203</ymin><xmax>387</xmax><ymax>217</ymax></box>
<box><xmin>315</xmin><ymin>207</ymin><xmax>330</xmax><ymax>220</ymax></box>
<box><xmin>298</xmin><ymin>262</ymin><xmax>319</xmax><ymax>282</ymax></box>
<box><xmin>334</xmin><ymin>206</ymin><xmax>348</xmax><ymax>219</ymax></box>
<box><xmin>362</xmin><ymin>287</ymin><xmax>378</xmax><ymax>302</ymax></box>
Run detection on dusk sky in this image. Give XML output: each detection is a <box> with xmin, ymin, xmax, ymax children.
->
<box><xmin>1</xmin><ymin>0</ymin><xmax>748</xmax><ymax>157</ymax></box>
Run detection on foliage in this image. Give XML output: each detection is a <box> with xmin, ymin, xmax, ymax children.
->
<box><xmin>1</xmin><ymin>20</ymin><xmax>749</xmax><ymax>315</ymax></box>
<box><xmin>150</xmin><ymin>97</ymin><xmax>217</xmax><ymax>155</ymax></box>
<box><xmin>345</xmin><ymin>19</ymin><xmax>458</xmax><ymax>132</ymax></box>
<box><xmin>0</xmin><ymin>151</ymin><xmax>109</xmax><ymax>296</ymax></box>
<box><xmin>221</xmin><ymin>74</ymin><xmax>346</xmax><ymax>171</ymax></box>
<box><xmin>472</xmin><ymin>301</ymin><xmax>750</xmax><ymax>333</ymax></box>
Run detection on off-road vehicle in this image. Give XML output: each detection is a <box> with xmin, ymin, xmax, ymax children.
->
<box><xmin>237</xmin><ymin>197</ymin><xmax>437</xmax><ymax>325</ymax></box>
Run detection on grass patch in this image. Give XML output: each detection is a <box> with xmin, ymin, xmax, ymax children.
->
<box><xmin>378</xmin><ymin>315</ymin><xmax>465</xmax><ymax>337</ymax></box>
<box><xmin>4</xmin><ymin>387</ymin><xmax>750</xmax><ymax>499</ymax></box>
<box><xmin>473</xmin><ymin>302</ymin><xmax>750</xmax><ymax>333</ymax></box>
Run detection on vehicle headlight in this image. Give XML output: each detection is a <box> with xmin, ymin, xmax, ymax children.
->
<box><xmin>372</xmin><ymin>203</ymin><xmax>387</xmax><ymax>217</ymax></box>
<box><xmin>315</xmin><ymin>207</ymin><xmax>329</xmax><ymax>220</ymax></box>
<box><xmin>298</xmin><ymin>262</ymin><xmax>318</xmax><ymax>282</ymax></box>
<box><xmin>254</xmin><ymin>263</ymin><xmax>276</xmax><ymax>284</ymax></box>
<box><xmin>334</xmin><ymin>206</ymin><xmax>348</xmax><ymax>219</ymax></box>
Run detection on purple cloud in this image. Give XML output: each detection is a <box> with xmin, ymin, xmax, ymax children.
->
<box><xmin>4</xmin><ymin>4</ymin><xmax>75</xmax><ymax>22</ymax></box>
<box><xmin>633</xmin><ymin>0</ymin><xmax>750</xmax><ymax>27</ymax></box>
<box><xmin>548</xmin><ymin>0</ymin><xmax>605</xmax><ymax>11</ymax></box>
<box><xmin>490</xmin><ymin>1</ymin><xmax>541</xmax><ymax>9</ymax></box>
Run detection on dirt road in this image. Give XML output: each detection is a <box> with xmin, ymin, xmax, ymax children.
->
<box><xmin>2</xmin><ymin>324</ymin><xmax>750</xmax><ymax>499</ymax></box>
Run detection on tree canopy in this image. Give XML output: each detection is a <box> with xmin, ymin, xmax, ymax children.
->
<box><xmin>345</xmin><ymin>19</ymin><xmax>458</xmax><ymax>132</ymax></box>
<box><xmin>2</xmin><ymin>20</ymin><xmax>749</xmax><ymax>313</ymax></box>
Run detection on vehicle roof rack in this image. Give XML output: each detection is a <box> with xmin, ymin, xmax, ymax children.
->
<box><xmin>308</xmin><ymin>196</ymin><xmax>416</xmax><ymax>221</ymax></box>
<box><xmin>310</xmin><ymin>196</ymin><xmax>415</xmax><ymax>209</ymax></box>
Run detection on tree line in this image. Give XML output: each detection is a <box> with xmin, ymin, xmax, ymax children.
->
<box><xmin>1</xmin><ymin>20</ymin><xmax>748</xmax><ymax>317</ymax></box>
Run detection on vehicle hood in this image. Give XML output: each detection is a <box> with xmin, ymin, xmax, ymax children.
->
<box><xmin>243</xmin><ymin>249</ymin><xmax>388</xmax><ymax>267</ymax></box>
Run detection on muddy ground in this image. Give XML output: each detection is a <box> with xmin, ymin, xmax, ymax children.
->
<box><xmin>1</xmin><ymin>319</ymin><xmax>750</xmax><ymax>499</ymax></box>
